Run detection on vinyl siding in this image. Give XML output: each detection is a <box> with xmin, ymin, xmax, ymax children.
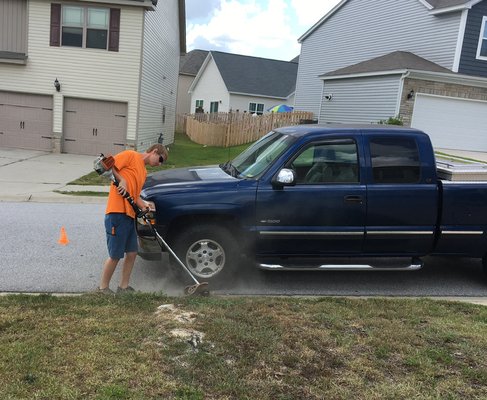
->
<box><xmin>190</xmin><ymin>58</ymin><xmax>229</xmax><ymax>113</ymax></box>
<box><xmin>137</xmin><ymin>0</ymin><xmax>180</xmax><ymax>149</ymax></box>
<box><xmin>176</xmin><ymin>74</ymin><xmax>194</xmax><ymax>114</ymax></box>
<box><xmin>296</xmin><ymin>0</ymin><xmax>463</xmax><ymax>117</ymax></box>
<box><xmin>319</xmin><ymin>75</ymin><xmax>402</xmax><ymax>123</ymax></box>
<box><xmin>458</xmin><ymin>1</ymin><xmax>487</xmax><ymax>77</ymax></box>
<box><xmin>0</xmin><ymin>1</ymin><xmax>144</xmax><ymax>142</ymax></box>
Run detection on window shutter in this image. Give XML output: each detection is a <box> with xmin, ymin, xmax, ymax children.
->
<box><xmin>109</xmin><ymin>9</ymin><xmax>120</xmax><ymax>52</ymax></box>
<box><xmin>50</xmin><ymin>3</ymin><xmax>61</xmax><ymax>47</ymax></box>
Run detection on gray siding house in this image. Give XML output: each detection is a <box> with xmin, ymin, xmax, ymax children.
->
<box><xmin>295</xmin><ymin>0</ymin><xmax>487</xmax><ymax>151</ymax></box>
<box><xmin>0</xmin><ymin>0</ymin><xmax>185</xmax><ymax>155</ymax></box>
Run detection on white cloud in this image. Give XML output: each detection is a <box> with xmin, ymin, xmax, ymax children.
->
<box><xmin>186</xmin><ymin>0</ymin><xmax>341</xmax><ymax>61</ymax></box>
<box><xmin>289</xmin><ymin>0</ymin><xmax>340</xmax><ymax>29</ymax></box>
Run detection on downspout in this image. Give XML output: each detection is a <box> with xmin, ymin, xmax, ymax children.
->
<box><xmin>396</xmin><ymin>70</ymin><xmax>410</xmax><ymax>118</ymax></box>
<box><xmin>317</xmin><ymin>78</ymin><xmax>325</xmax><ymax>123</ymax></box>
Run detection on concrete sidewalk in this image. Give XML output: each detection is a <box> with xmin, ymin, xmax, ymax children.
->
<box><xmin>0</xmin><ymin>148</ymin><xmax>107</xmax><ymax>203</ymax></box>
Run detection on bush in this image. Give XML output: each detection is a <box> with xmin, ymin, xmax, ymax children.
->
<box><xmin>378</xmin><ymin>116</ymin><xmax>403</xmax><ymax>125</ymax></box>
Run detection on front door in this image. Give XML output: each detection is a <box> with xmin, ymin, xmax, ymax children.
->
<box><xmin>255</xmin><ymin>139</ymin><xmax>366</xmax><ymax>256</ymax></box>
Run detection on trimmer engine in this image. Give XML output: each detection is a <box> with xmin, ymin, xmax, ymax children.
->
<box><xmin>93</xmin><ymin>153</ymin><xmax>116</xmax><ymax>180</ymax></box>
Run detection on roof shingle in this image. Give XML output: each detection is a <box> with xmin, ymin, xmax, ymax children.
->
<box><xmin>180</xmin><ymin>50</ymin><xmax>209</xmax><ymax>76</ymax></box>
<box><xmin>210</xmin><ymin>51</ymin><xmax>298</xmax><ymax>98</ymax></box>
<box><xmin>321</xmin><ymin>51</ymin><xmax>452</xmax><ymax>78</ymax></box>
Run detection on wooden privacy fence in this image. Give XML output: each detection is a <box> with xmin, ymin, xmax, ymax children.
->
<box><xmin>184</xmin><ymin>111</ymin><xmax>315</xmax><ymax>147</ymax></box>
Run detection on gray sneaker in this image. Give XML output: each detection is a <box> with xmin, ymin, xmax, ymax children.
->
<box><xmin>116</xmin><ymin>286</ymin><xmax>136</xmax><ymax>294</ymax></box>
<box><xmin>95</xmin><ymin>287</ymin><xmax>114</xmax><ymax>295</ymax></box>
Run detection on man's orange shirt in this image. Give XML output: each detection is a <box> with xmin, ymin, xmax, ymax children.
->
<box><xmin>105</xmin><ymin>150</ymin><xmax>147</xmax><ymax>218</ymax></box>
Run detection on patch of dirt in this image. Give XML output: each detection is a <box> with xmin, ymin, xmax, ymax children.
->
<box><xmin>155</xmin><ymin>304</ymin><xmax>206</xmax><ymax>350</ymax></box>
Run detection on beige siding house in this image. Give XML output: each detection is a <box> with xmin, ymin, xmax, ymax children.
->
<box><xmin>0</xmin><ymin>0</ymin><xmax>185</xmax><ymax>155</ymax></box>
<box><xmin>176</xmin><ymin>49</ymin><xmax>208</xmax><ymax>115</ymax></box>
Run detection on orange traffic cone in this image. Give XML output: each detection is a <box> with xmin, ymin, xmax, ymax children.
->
<box><xmin>58</xmin><ymin>226</ymin><xmax>70</xmax><ymax>245</ymax></box>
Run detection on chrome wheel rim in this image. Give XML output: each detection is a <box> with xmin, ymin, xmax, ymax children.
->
<box><xmin>185</xmin><ymin>238</ymin><xmax>226</xmax><ymax>278</ymax></box>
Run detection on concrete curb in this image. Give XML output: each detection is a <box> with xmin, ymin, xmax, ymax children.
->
<box><xmin>0</xmin><ymin>191</ymin><xmax>107</xmax><ymax>204</ymax></box>
<box><xmin>0</xmin><ymin>292</ymin><xmax>486</xmax><ymax>305</ymax></box>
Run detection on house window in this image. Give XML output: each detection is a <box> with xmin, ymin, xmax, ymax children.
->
<box><xmin>249</xmin><ymin>102</ymin><xmax>264</xmax><ymax>115</ymax></box>
<box><xmin>477</xmin><ymin>16</ymin><xmax>487</xmax><ymax>60</ymax></box>
<box><xmin>51</xmin><ymin>4</ymin><xmax>119</xmax><ymax>51</ymax></box>
<box><xmin>195</xmin><ymin>100</ymin><xmax>204</xmax><ymax>113</ymax></box>
<box><xmin>62</xmin><ymin>6</ymin><xmax>109</xmax><ymax>49</ymax></box>
<box><xmin>210</xmin><ymin>101</ymin><xmax>219</xmax><ymax>113</ymax></box>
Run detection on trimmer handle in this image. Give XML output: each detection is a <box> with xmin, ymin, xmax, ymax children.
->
<box><xmin>112</xmin><ymin>178</ymin><xmax>148</xmax><ymax>219</ymax></box>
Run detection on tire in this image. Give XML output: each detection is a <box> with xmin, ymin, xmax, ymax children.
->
<box><xmin>169</xmin><ymin>224</ymin><xmax>239</xmax><ymax>285</ymax></box>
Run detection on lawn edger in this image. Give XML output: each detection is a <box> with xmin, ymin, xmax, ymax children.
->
<box><xmin>93</xmin><ymin>153</ymin><xmax>209</xmax><ymax>296</ymax></box>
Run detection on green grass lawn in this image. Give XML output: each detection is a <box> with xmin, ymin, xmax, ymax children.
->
<box><xmin>0</xmin><ymin>294</ymin><xmax>486</xmax><ymax>400</ymax></box>
<box><xmin>69</xmin><ymin>131</ymin><xmax>250</xmax><ymax>187</ymax></box>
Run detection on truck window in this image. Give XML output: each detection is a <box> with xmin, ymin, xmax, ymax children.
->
<box><xmin>293</xmin><ymin>141</ymin><xmax>359</xmax><ymax>184</ymax></box>
<box><xmin>370</xmin><ymin>137</ymin><xmax>420</xmax><ymax>184</ymax></box>
<box><xmin>232</xmin><ymin>131</ymin><xmax>296</xmax><ymax>178</ymax></box>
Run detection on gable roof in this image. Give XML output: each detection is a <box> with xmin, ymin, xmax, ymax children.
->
<box><xmin>180</xmin><ymin>49</ymin><xmax>209</xmax><ymax>76</ymax></box>
<box><xmin>319</xmin><ymin>50</ymin><xmax>487</xmax><ymax>89</ymax></box>
<box><xmin>298</xmin><ymin>0</ymin><xmax>484</xmax><ymax>43</ymax></box>
<box><xmin>321</xmin><ymin>51</ymin><xmax>452</xmax><ymax>79</ymax></box>
<box><xmin>203</xmin><ymin>51</ymin><xmax>298</xmax><ymax>98</ymax></box>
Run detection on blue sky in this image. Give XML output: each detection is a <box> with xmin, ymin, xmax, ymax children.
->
<box><xmin>185</xmin><ymin>0</ymin><xmax>342</xmax><ymax>61</ymax></box>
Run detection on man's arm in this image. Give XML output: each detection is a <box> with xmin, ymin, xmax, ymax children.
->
<box><xmin>111</xmin><ymin>168</ymin><xmax>128</xmax><ymax>196</ymax></box>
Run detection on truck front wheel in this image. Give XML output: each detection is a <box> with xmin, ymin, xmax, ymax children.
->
<box><xmin>170</xmin><ymin>224</ymin><xmax>239</xmax><ymax>284</ymax></box>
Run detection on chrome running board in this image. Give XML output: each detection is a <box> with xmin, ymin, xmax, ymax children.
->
<box><xmin>258</xmin><ymin>257</ymin><xmax>423</xmax><ymax>271</ymax></box>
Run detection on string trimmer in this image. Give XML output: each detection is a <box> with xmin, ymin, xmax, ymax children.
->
<box><xmin>94</xmin><ymin>153</ymin><xmax>209</xmax><ymax>296</ymax></box>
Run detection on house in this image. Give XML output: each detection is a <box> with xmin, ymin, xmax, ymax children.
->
<box><xmin>188</xmin><ymin>51</ymin><xmax>298</xmax><ymax>115</ymax></box>
<box><xmin>0</xmin><ymin>0</ymin><xmax>185</xmax><ymax>155</ymax></box>
<box><xmin>176</xmin><ymin>49</ymin><xmax>208</xmax><ymax>115</ymax></box>
<box><xmin>295</xmin><ymin>0</ymin><xmax>487</xmax><ymax>151</ymax></box>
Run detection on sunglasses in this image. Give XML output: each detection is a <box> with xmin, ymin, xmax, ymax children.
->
<box><xmin>158</xmin><ymin>155</ymin><xmax>164</xmax><ymax>164</ymax></box>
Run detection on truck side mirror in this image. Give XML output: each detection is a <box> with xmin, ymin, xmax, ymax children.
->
<box><xmin>272</xmin><ymin>168</ymin><xmax>296</xmax><ymax>187</ymax></box>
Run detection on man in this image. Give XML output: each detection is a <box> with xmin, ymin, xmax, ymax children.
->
<box><xmin>97</xmin><ymin>144</ymin><xmax>168</xmax><ymax>294</ymax></box>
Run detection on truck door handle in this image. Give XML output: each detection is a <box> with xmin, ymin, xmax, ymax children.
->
<box><xmin>344</xmin><ymin>195</ymin><xmax>363</xmax><ymax>204</ymax></box>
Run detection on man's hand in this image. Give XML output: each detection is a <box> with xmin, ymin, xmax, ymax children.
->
<box><xmin>145</xmin><ymin>201</ymin><xmax>156</xmax><ymax>212</ymax></box>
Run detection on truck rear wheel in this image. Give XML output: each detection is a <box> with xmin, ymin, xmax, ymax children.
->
<box><xmin>170</xmin><ymin>224</ymin><xmax>239</xmax><ymax>284</ymax></box>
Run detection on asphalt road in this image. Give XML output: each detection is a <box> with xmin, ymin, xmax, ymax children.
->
<box><xmin>1</xmin><ymin>202</ymin><xmax>487</xmax><ymax>298</ymax></box>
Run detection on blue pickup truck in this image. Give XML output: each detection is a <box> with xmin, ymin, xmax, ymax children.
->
<box><xmin>137</xmin><ymin>124</ymin><xmax>487</xmax><ymax>284</ymax></box>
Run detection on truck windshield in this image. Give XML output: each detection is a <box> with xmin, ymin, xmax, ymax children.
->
<box><xmin>229</xmin><ymin>131</ymin><xmax>295</xmax><ymax>178</ymax></box>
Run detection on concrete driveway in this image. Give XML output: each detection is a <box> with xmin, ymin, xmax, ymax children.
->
<box><xmin>0</xmin><ymin>148</ymin><xmax>107</xmax><ymax>203</ymax></box>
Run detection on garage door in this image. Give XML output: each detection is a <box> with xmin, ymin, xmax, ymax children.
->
<box><xmin>0</xmin><ymin>91</ymin><xmax>53</xmax><ymax>151</ymax></box>
<box><xmin>411</xmin><ymin>94</ymin><xmax>487</xmax><ymax>151</ymax></box>
<box><xmin>63</xmin><ymin>98</ymin><xmax>127</xmax><ymax>155</ymax></box>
